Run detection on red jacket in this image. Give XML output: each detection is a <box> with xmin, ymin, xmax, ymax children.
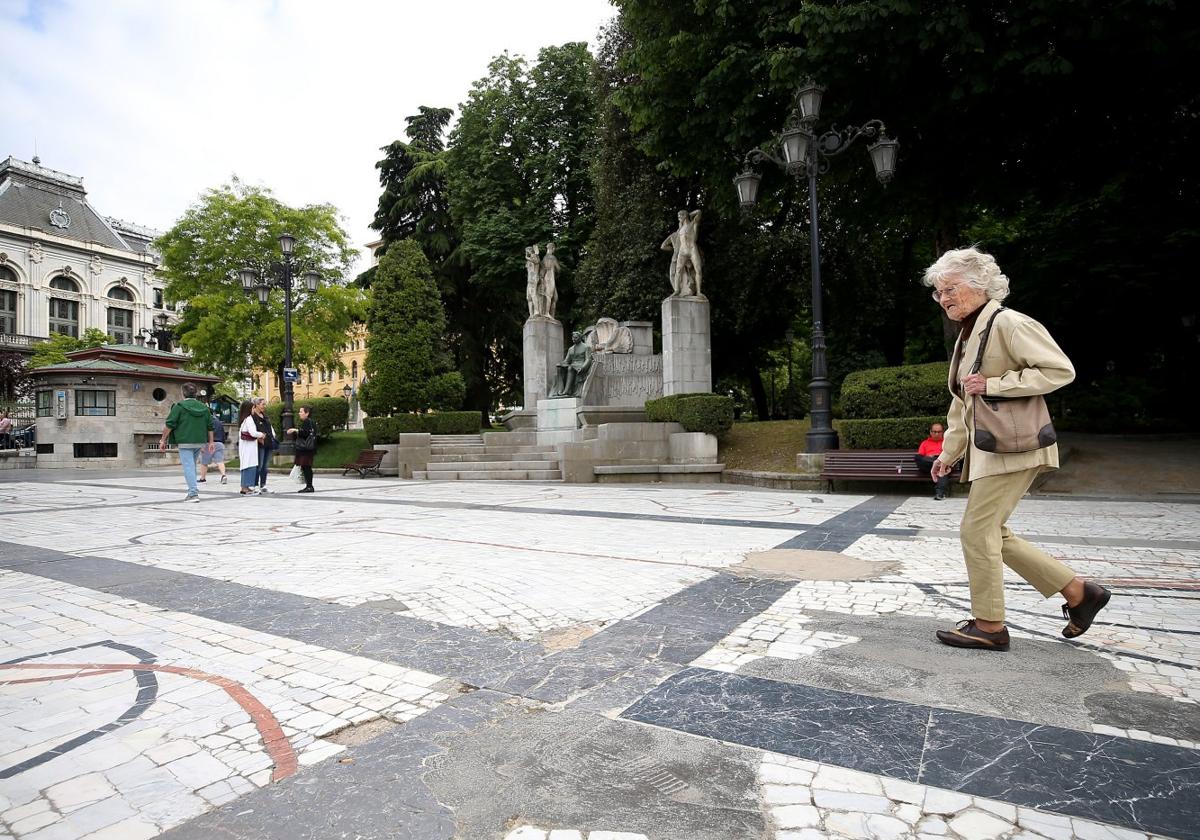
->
<box><xmin>917</xmin><ymin>437</ymin><xmax>943</xmax><ymax>457</ymax></box>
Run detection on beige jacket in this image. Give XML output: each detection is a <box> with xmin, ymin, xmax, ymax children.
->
<box><xmin>937</xmin><ymin>298</ymin><xmax>1075</xmax><ymax>482</ymax></box>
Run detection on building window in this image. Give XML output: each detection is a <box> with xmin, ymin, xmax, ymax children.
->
<box><xmin>36</xmin><ymin>391</ymin><xmax>53</xmax><ymax>417</ymax></box>
<box><xmin>49</xmin><ymin>298</ymin><xmax>79</xmax><ymax>337</ymax></box>
<box><xmin>154</xmin><ymin>288</ymin><xmax>164</xmax><ymax>309</ymax></box>
<box><xmin>106</xmin><ymin>307</ymin><xmax>133</xmax><ymax>343</ymax></box>
<box><xmin>307</xmin><ymin>369</ymin><xmax>313</xmax><ymax>384</ymax></box>
<box><xmin>0</xmin><ymin>289</ymin><xmax>15</xmax><ymax>335</ymax></box>
<box><xmin>49</xmin><ymin>276</ymin><xmax>79</xmax><ymax>292</ymax></box>
<box><xmin>351</xmin><ymin>360</ymin><xmax>358</xmax><ymax>381</ymax></box>
<box><xmin>75</xmin><ymin>389</ymin><xmax>116</xmax><ymax>416</ymax></box>
<box><xmin>74</xmin><ymin>442</ymin><xmax>118</xmax><ymax>458</ymax></box>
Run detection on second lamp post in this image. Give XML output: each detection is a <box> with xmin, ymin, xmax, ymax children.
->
<box><xmin>239</xmin><ymin>233</ymin><xmax>320</xmax><ymax>452</ymax></box>
<box><xmin>734</xmin><ymin>81</ymin><xmax>898</xmax><ymax>453</ymax></box>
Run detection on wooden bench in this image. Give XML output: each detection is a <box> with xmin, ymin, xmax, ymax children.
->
<box><xmin>820</xmin><ymin>449</ymin><xmax>961</xmax><ymax>493</ymax></box>
<box><xmin>341</xmin><ymin>449</ymin><xmax>385</xmax><ymax>478</ymax></box>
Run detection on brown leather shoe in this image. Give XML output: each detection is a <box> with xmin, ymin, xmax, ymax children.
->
<box><xmin>1062</xmin><ymin>582</ymin><xmax>1111</xmax><ymax>638</ymax></box>
<box><xmin>935</xmin><ymin>619</ymin><xmax>1011</xmax><ymax>651</ymax></box>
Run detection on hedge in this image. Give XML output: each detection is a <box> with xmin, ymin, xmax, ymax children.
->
<box><xmin>839</xmin><ymin>415</ymin><xmax>949</xmax><ymax>449</ymax></box>
<box><xmin>840</xmin><ymin>362</ymin><xmax>950</xmax><ymax>420</ymax></box>
<box><xmin>363</xmin><ymin>411</ymin><xmax>481</xmax><ymax>444</ymax></box>
<box><xmin>644</xmin><ymin>393</ymin><xmax>735</xmax><ymax>437</ymax></box>
<box><xmin>265</xmin><ymin>398</ymin><xmax>348</xmax><ymax>441</ymax></box>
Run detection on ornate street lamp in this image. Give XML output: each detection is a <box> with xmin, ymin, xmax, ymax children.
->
<box><xmin>236</xmin><ymin>233</ymin><xmax>322</xmax><ymax>452</ymax></box>
<box><xmin>342</xmin><ymin>383</ymin><xmax>352</xmax><ymax>400</ymax></box>
<box><xmin>734</xmin><ymin>81</ymin><xmax>898</xmax><ymax>452</ymax></box>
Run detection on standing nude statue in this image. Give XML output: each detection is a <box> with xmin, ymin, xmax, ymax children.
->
<box><xmin>540</xmin><ymin>243</ymin><xmax>560</xmax><ymax>318</ymax></box>
<box><xmin>660</xmin><ymin>209</ymin><xmax>704</xmax><ymax>297</ymax></box>
<box><xmin>525</xmin><ymin>245</ymin><xmax>544</xmax><ymax>317</ymax></box>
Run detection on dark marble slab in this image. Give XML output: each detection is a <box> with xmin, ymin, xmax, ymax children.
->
<box><xmin>622</xmin><ymin>668</ymin><xmax>1200</xmax><ymax>838</ymax></box>
<box><xmin>773</xmin><ymin>495</ymin><xmax>906</xmax><ymax>552</ymax></box>
<box><xmin>622</xmin><ymin>667</ymin><xmax>928</xmax><ymax>781</ymax></box>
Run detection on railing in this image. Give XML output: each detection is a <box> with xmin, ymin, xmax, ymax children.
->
<box><xmin>0</xmin><ymin>334</ymin><xmax>47</xmax><ymax>351</ymax></box>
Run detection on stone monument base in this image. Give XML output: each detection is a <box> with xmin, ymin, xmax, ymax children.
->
<box><xmin>662</xmin><ymin>295</ymin><xmax>712</xmax><ymax>395</ymax></box>
<box><xmin>537</xmin><ymin>397</ymin><xmax>581</xmax><ymax>431</ymax></box>
<box><xmin>523</xmin><ymin>316</ymin><xmax>564</xmax><ymax>410</ymax></box>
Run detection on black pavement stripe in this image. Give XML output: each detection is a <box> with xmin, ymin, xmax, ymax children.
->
<box><xmin>773</xmin><ymin>495</ymin><xmax>908</xmax><ymax>551</ymax></box>
<box><xmin>621</xmin><ymin>667</ymin><xmax>1200</xmax><ymax>839</ymax></box>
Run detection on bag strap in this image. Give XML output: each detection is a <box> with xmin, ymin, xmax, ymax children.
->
<box><xmin>969</xmin><ymin>306</ymin><xmax>1007</xmax><ymax>376</ymax></box>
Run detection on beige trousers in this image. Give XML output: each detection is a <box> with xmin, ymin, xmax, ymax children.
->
<box><xmin>960</xmin><ymin>467</ymin><xmax>1076</xmax><ymax>621</ymax></box>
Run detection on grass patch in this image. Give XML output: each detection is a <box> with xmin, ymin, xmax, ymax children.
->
<box><xmin>719</xmin><ymin>419</ymin><xmax>844</xmax><ymax>473</ymax></box>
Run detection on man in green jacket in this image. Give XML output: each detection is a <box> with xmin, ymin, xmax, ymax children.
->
<box><xmin>159</xmin><ymin>382</ymin><xmax>214</xmax><ymax>503</ymax></box>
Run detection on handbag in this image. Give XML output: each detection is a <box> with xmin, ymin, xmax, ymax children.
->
<box><xmin>294</xmin><ymin>422</ymin><xmax>318</xmax><ymax>453</ymax></box>
<box><xmin>969</xmin><ymin>308</ymin><xmax>1057</xmax><ymax>454</ymax></box>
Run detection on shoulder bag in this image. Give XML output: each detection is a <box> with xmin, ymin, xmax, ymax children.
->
<box><xmin>970</xmin><ymin>308</ymin><xmax>1058</xmax><ymax>454</ymax></box>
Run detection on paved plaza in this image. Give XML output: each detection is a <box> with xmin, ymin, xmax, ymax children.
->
<box><xmin>0</xmin><ymin>472</ymin><xmax>1197</xmax><ymax>840</ymax></box>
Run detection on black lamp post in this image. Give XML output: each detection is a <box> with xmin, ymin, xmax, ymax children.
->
<box><xmin>136</xmin><ymin>313</ymin><xmax>175</xmax><ymax>351</ymax></box>
<box><xmin>238</xmin><ymin>233</ymin><xmax>321</xmax><ymax>453</ymax></box>
<box><xmin>734</xmin><ymin>80</ymin><xmax>898</xmax><ymax>452</ymax></box>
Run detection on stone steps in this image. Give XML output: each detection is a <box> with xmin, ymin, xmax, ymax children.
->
<box><xmin>422</xmin><ymin>433</ymin><xmax>560</xmax><ymax>481</ymax></box>
<box><xmin>426</xmin><ymin>459</ymin><xmax>560</xmax><ymax>472</ymax></box>
<box><xmin>412</xmin><ymin>469</ymin><xmax>563</xmax><ymax>481</ymax></box>
<box><xmin>429</xmin><ymin>452</ymin><xmax>558</xmax><ymax>463</ymax></box>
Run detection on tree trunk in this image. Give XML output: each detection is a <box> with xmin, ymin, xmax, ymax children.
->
<box><xmin>747</xmin><ymin>364</ymin><xmax>769</xmax><ymax>420</ymax></box>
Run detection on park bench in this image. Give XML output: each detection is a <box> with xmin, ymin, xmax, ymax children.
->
<box><xmin>341</xmin><ymin>449</ymin><xmax>385</xmax><ymax>478</ymax></box>
<box><xmin>820</xmin><ymin>449</ymin><xmax>961</xmax><ymax>493</ymax></box>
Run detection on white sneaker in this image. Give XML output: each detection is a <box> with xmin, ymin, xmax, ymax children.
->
<box><xmin>220</xmin><ymin>474</ymin><xmax>228</xmax><ymax>485</ymax></box>
<box><xmin>259</xmin><ymin>487</ymin><xmax>270</xmax><ymax>494</ymax></box>
<box><xmin>185</xmin><ymin>495</ymin><xmax>200</xmax><ymax>503</ymax></box>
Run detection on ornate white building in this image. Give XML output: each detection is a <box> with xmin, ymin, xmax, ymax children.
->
<box><xmin>0</xmin><ymin>156</ymin><xmax>171</xmax><ymax>356</ymax></box>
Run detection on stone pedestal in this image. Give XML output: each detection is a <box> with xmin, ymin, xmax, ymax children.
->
<box><xmin>523</xmin><ymin>316</ymin><xmax>564</xmax><ymax>409</ymax></box>
<box><xmin>662</xmin><ymin>296</ymin><xmax>712</xmax><ymax>395</ymax></box>
<box><xmin>537</xmin><ymin>397</ymin><xmax>581</xmax><ymax>431</ymax></box>
<box><xmin>622</xmin><ymin>321</ymin><xmax>654</xmax><ymax>356</ymax></box>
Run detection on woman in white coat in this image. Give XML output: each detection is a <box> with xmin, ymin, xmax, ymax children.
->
<box><xmin>237</xmin><ymin>400</ymin><xmax>264</xmax><ymax>495</ymax></box>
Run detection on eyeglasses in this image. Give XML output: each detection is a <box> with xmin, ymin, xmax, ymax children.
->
<box><xmin>931</xmin><ymin>283</ymin><xmax>970</xmax><ymax>302</ymax></box>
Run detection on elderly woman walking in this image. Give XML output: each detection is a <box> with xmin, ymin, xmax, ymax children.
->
<box><xmin>925</xmin><ymin>247</ymin><xmax>1110</xmax><ymax>651</ymax></box>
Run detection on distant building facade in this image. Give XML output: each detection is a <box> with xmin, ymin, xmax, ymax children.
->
<box><xmin>0</xmin><ymin>156</ymin><xmax>172</xmax><ymax>356</ymax></box>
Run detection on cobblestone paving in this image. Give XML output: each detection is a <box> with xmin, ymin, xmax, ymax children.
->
<box><xmin>0</xmin><ymin>474</ymin><xmax>1197</xmax><ymax>839</ymax></box>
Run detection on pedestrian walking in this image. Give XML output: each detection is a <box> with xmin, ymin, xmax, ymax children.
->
<box><xmin>251</xmin><ymin>397</ymin><xmax>276</xmax><ymax>493</ymax></box>
<box><xmin>286</xmin><ymin>405</ymin><xmax>318</xmax><ymax>493</ymax></box>
<box><xmin>925</xmin><ymin>247</ymin><xmax>1111</xmax><ymax>651</ymax></box>
<box><xmin>237</xmin><ymin>400</ymin><xmax>263</xmax><ymax>495</ymax></box>
<box><xmin>198</xmin><ymin>409</ymin><xmax>228</xmax><ymax>485</ymax></box>
<box><xmin>158</xmin><ymin>382</ymin><xmax>214</xmax><ymax>503</ymax></box>
<box><xmin>0</xmin><ymin>410</ymin><xmax>12</xmax><ymax>450</ymax></box>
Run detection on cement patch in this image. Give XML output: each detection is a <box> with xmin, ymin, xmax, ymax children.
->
<box><xmin>731</xmin><ymin>549</ymin><xmax>898</xmax><ymax>581</ymax></box>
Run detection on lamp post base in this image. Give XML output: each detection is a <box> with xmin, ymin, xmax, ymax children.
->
<box><xmin>805</xmin><ymin>427</ymin><xmax>839</xmax><ymax>453</ymax></box>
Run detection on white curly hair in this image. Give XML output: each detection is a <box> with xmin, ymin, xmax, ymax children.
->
<box><xmin>922</xmin><ymin>246</ymin><xmax>1010</xmax><ymax>301</ymax></box>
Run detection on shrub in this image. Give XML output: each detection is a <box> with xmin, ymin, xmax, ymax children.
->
<box><xmin>840</xmin><ymin>362</ymin><xmax>950</xmax><ymax>420</ymax></box>
<box><xmin>265</xmin><ymin>398</ymin><xmax>348</xmax><ymax>440</ymax></box>
<box><xmin>644</xmin><ymin>393</ymin><xmax>735</xmax><ymax>437</ymax></box>
<box><xmin>839</xmin><ymin>415</ymin><xmax>949</xmax><ymax>449</ymax></box>
<box><xmin>363</xmin><ymin>411</ymin><xmax>481</xmax><ymax>445</ymax></box>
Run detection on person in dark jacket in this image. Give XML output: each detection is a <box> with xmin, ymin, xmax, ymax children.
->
<box><xmin>199</xmin><ymin>410</ymin><xmax>228</xmax><ymax>485</ymax></box>
<box><xmin>287</xmin><ymin>405</ymin><xmax>318</xmax><ymax>493</ymax></box>
<box><xmin>158</xmin><ymin>382</ymin><xmax>214</xmax><ymax>503</ymax></box>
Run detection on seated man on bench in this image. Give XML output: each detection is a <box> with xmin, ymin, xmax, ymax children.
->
<box><xmin>915</xmin><ymin>422</ymin><xmax>951</xmax><ymax>500</ymax></box>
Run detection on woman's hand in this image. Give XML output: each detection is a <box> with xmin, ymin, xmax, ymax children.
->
<box><xmin>932</xmin><ymin>460</ymin><xmax>954</xmax><ymax>482</ymax></box>
<box><xmin>286</xmin><ymin>428</ymin><xmax>298</xmax><ymax>436</ymax></box>
<box><xmin>963</xmin><ymin>373</ymin><xmax>987</xmax><ymax>396</ymax></box>
<box><xmin>256</xmin><ymin>432</ymin><xmax>265</xmax><ymax>441</ymax></box>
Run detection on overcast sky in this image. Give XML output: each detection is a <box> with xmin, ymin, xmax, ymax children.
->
<box><xmin>0</xmin><ymin>0</ymin><xmax>616</xmax><ymax>273</ymax></box>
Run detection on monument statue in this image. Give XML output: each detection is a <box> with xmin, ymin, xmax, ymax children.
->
<box><xmin>540</xmin><ymin>243</ymin><xmax>560</xmax><ymax>318</ymax></box>
<box><xmin>588</xmin><ymin>317</ymin><xmax>634</xmax><ymax>354</ymax></box>
<box><xmin>525</xmin><ymin>245</ymin><xmax>544</xmax><ymax>318</ymax></box>
<box><xmin>549</xmin><ymin>330</ymin><xmax>594</xmax><ymax>398</ymax></box>
<box><xmin>661</xmin><ymin>209</ymin><xmax>704</xmax><ymax>298</ymax></box>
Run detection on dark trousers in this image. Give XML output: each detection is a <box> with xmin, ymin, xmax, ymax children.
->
<box><xmin>256</xmin><ymin>446</ymin><xmax>271</xmax><ymax>488</ymax></box>
<box><xmin>301</xmin><ymin>465</ymin><xmax>313</xmax><ymax>489</ymax></box>
<box><xmin>915</xmin><ymin>454</ymin><xmax>951</xmax><ymax>496</ymax></box>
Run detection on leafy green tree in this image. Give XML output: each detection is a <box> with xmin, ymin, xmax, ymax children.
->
<box><xmin>360</xmin><ymin>240</ymin><xmax>463</xmax><ymax>416</ymax></box>
<box><xmin>155</xmin><ymin>179</ymin><xmax>364</xmax><ymax>385</ymax></box>
<box><xmin>607</xmin><ymin>0</ymin><xmax>1198</xmax><ymax>426</ymax></box>
<box><xmin>0</xmin><ymin>351</ymin><xmax>32</xmax><ymax>401</ymax></box>
<box><xmin>28</xmin><ymin>328</ymin><xmax>110</xmax><ymax>368</ymax></box>
<box><xmin>444</xmin><ymin>44</ymin><xmax>597</xmax><ymax>415</ymax></box>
